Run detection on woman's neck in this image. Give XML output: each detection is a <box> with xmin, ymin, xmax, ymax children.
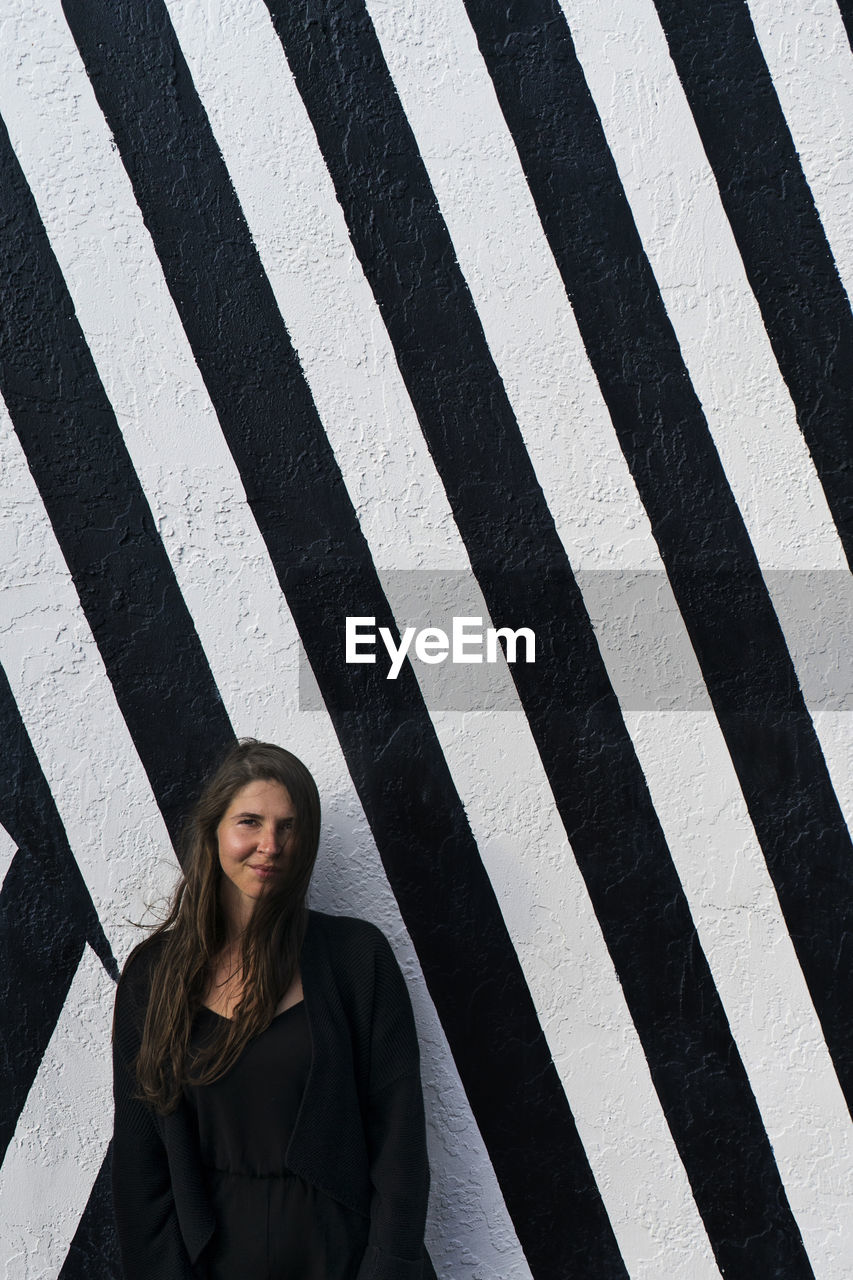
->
<box><xmin>219</xmin><ymin>879</ymin><xmax>255</xmax><ymax>937</ymax></box>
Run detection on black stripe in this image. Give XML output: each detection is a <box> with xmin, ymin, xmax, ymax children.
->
<box><xmin>265</xmin><ymin>3</ymin><xmax>817</xmax><ymax>1276</ymax></box>
<box><xmin>0</xmin><ymin>120</ymin><xmax>233</xmax><ymax>843</ymax></box>
<box><xmin>59</xmin><ymin>1144</ymin><xmax>121</xmax><ymax>1280</ymax></box>
<box><xmin>0</xmin><ymin>661</ymin><xmax>116</xmax><ymax>1164</ymax></box>
<box><xmin>58</xmin><ymin>3</ymin><xmax>618</xmax><ymax>1274</ymax></box>
<box><xmin>652</xmin><ymin>0</ymin><xmax>853</xmax><ymax>562</ymax></box>
<box><xmin>837</xmin><ymin>1</ymin><xmax>853</xmax><ymax>50</ymax></box>
<box><xmin>0</xmin><ymin>861</ymin><xmax>84</xmax><ymax>1164</ymax></box>
<box><xmin>461</xmin><ymin>0</ymin><xmax>853</xmax><ymax>1105</ymax></box>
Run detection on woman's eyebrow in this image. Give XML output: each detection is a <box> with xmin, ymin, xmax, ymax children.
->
<box><xmin>231</xmin><ymin>810</ymin><xmax>294</xmax><ymax>821</ymax></box>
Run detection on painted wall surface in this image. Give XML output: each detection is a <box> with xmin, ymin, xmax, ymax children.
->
<box><xmin>0</xmin><ymin>1</ymin><xmax>851</xmax><ymax>1277</ymax></box>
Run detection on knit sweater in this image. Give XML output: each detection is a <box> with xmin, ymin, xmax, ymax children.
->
<box><xmin>112</xmin><ymin>910</ymin><xmax>435</xmax><ymax>1280</ymax></box>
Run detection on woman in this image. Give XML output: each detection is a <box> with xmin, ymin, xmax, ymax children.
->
<box><xmin>112</xmin><ymin>739</ymin><xmax>434</xmax><ymax>1280</ymax></box>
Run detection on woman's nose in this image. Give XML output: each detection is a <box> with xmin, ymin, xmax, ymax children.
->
<box><xmin>257</xmin><ymin>825</ymin><xmax>281</xmax><ymax>854</ymax></box>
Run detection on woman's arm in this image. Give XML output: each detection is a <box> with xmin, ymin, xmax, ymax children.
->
<box><xmin>112</xmin><ymin>949</ymin><xmax>198</xmax><ymax>1280</ymax></box>
<box><xmin>356</xmin><ymin>934</ymin><xmax>436</xmax><ymax>1280</ymax></box>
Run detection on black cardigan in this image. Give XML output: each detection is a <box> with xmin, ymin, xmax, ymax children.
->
<box><xmin>112</xmin><ymin>910</ymin><xmax>436</xmax><ymax>1280</ymax></box>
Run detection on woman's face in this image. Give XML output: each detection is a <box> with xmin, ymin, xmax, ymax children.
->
<box><xmin>216</xmin><ymin>779</ymin><xmax>296</xmax><ymax>922</ymax></box>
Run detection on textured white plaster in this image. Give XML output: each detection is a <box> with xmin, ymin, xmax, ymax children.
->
<box><xmin>0</xmin><ymin>6</ymin><xmax>526</xmax><ymax>1272</ymax></box>
<box><xmin>747</xmin><ymin>0</ymin><xmax>853</xmax><ymax>306</ymax></box>
<box><xmin>424</xmin><ymin>705</ymin><xmax>717</xmax><ymax>1276</ymax></box>
<box><xmin>0</xmin><ymin>945</ymin><xmax>113</xmax><ymax>1280</ymax></box>
<box><xmin>623</xmin><ymin>710</ymin><xmax>853</xmax><ymax>1277</ymax></box>
<box><xmin>0</xmin><ymin>0</ymin><xmax>300</xmax><ymax>739</ymax></box>
<box><xmin>558</xmin><ymin>0</ymin><xmax>853</xmax><ymax>836</ymax></box>
<box><xmin>364</xmin><ymin>0</ymin><xmax>853</xmax><ymax>1273</ymax></box>
<box><xmin>0</xmin><ymin>402</ymin><xmax>175</xmax><ymax>967</ymax></box>
<box><xmin>164</xmin><ymin>2</ymin><xmax>728</xmax><ymax>1276</ymax></box>
<box><xmin>168</xmin><ymin>0</ymin><xmax>463</xmax><ymax>574</ymax></box>
<box><xmin>0</xmin><ymin>824</ymin><xmax>16</xmax><ymax>891</ymax></box>
<box><xmin>1</xmin><ymin>1</ymin><xmax>851</xmax><ymax>1276</ymax></box>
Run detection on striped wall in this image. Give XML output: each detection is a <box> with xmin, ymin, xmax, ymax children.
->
<box><xmin>0</xmin><ymin>1</ymin><xmax>850</xmax><ymax>1276</ymax></box>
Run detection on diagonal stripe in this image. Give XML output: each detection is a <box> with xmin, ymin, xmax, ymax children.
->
<box><xmin>461</xmin><ymin>0</ymin><xmax>853</xmax><ymax>1126</ymax></box>
<box><xmin>58</xmin><ymin>2</ymin><xmax>614</xmax><ymax>1271</ymax></box>
<box><xmin>555</xmin><ymin>0</ymin><xmax>853</xmax><ymax>840</ymax></box>
<box><xmin>621</xmin><ymin>712</ymin><xmax>853</xmax><ymax>1280</ymax></box>
<box><xmin>58</xmin><ymin>1145</ymin><xmax>119</xmax><ymax>1280</ymax></box>
<box><xmin>0</xmin><ymin>411</ymin><xmax>180</xmax><ymax>1246</ymax></box>
<box><xmin>0</xmin><ymin>878</ymin><xmax>84</xmax><ymax>1169</ymax></box>
<box><xmin>0</xmin><ymin>654</ymin><xmax>116</xmax><ymax>1164</ymax></box>
<box><xmin>0</xmin><ymin>944</ymin><xmax>114</xmax><ymax>1280</ymax></box>
<box><xmin>746</xmin><ymin>0</ymin><xmax>853</xmax><ymax>306</ymax></box>
<box><xmin>0</xmin><ymin>10</ymin><xmax>532</xmax><ymax>1270</ymax></box>
<box><xmin>0</xmin><ymin>401</ymin><xmax>179</xmax><ymax>970</ymax></box>
<box><xmin>0</xmin><ymin>661</ymin><xmax>117</xmax><ymax>986</ymax></box>
<box><xmin>363</xmin><ymin>4</ymin><xmax>853</xmax><ymax>1274</ymax></box>
<box><xmin>838</xmin><ymin>0</ymin><xmax>853</xmax><ymax>48</ymax></box>
<box><xmin>649</xmin><ymin>0</ymin><xmax>853</xmax><ymax>564</ymax></box>
<box><xmin>0</xmin><ymin>120</ymin><xmax>233</xmax><ymax>844</ymax></box>
<box><xmin>258</xmin><ymin>1</ymin><xmax>817</xmax><ymax>1275</ymax></box>
<box><xmin>162</xmin><ymin>3</ymin><xmax>725</xmax><ymax>1275</ymax></box>
<box><xmin>0</xmin><ymin>824</ymin><xmax>15</xmax><ymax>890</ymax></box>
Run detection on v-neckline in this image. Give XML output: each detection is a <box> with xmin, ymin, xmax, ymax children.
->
<box><xmin>199</xmin><ymin>998</ymin><xmax>306</xmax><ymax>1024</ymax></box>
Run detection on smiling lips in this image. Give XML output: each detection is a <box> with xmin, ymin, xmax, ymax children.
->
<box><xmin>250</xmin><ymin>864</ymin><xmax>280</xmax><ymax>880</ymax></box>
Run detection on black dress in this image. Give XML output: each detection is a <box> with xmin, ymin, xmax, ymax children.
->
<box><xmin>113</xmin><ymin>913</ymin><xmax>433</xmax><ymax>1280</ymax></box>
<box><xmin>184</xmin><ymin>1003</ymin><xmax>369</xmax><ymax>1280</ymax></box>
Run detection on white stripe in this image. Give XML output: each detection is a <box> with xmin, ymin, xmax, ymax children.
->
<box><xmin>0</xmin><ymin>403</ymin><xmax>176</xmax><ymax>969</ymax></box>
<box><xmin>622</xmin><ymin>710</ymin><xmax>853</xmax><ymax>1277</ymax></box>
<box><xmin>557</xmin><ymin>0</ymin><xmax>853</xmax><ymax>835</ymax></box>
<box><xmin>2</xmin><ymin>8</ymin><xmax>525</xmax><ymax>1272</ymax></box>
<box><xmin>0</xmin><ymin>823</ymin><xmax>16</xmax><ymax>890</ymax></box>
<box><xmin>363</xmin><ymin>0</ymin><xmax>853</xmax><ymax>1274</ymax></box>
<box><xmin>0</xmin><ymin>944</ymin><xmax>114</xmax><ymax>1280</ymax></box>
<box><xmin>747</xmin><ymin>0</ymin><xmax>853</xmax><ymax>307</ymax></box>
<box><xmin>163</xmin><ymin>1</ymin><xmax>723</xmax><ymax>1274</ymax></box>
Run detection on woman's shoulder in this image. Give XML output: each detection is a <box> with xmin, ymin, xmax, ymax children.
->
<box><xmin>122</xmin><ymin>928</ymin><xmax>169</xmax><ymax>972</ymax></box>
<box><xmin>306</xmin><ymin>910</ymin><xmax>409</xmax><ymax>990</ymax></box>
<box><xmin>115</xmin><ymin>931</ymin><xmax>170</xmax><ymax>1007</ymax></box>
<box><xmin>112</xmin><ymin>931</ymin><xmax>170</xmax><ymax>1048</ymax></box>
<box><xmin>306</xmin><ymin>910</ymin><xmax>413</xmax><ymax>1007</ymax></box>
<box><xmin>307</xmin><ymin>912</ymin><xmax>420</xmax><ymax>1074</ymax></box>
<box><xmin>307</xmin><ymin>909</ymin><xmax>395</xmax><ymax>961</ymax></box>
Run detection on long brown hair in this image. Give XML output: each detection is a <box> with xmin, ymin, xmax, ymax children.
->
<box><xmin>130</xmin><ymin>739</ymin><xmax>321</xmax><ymax>1113</ymax></box>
